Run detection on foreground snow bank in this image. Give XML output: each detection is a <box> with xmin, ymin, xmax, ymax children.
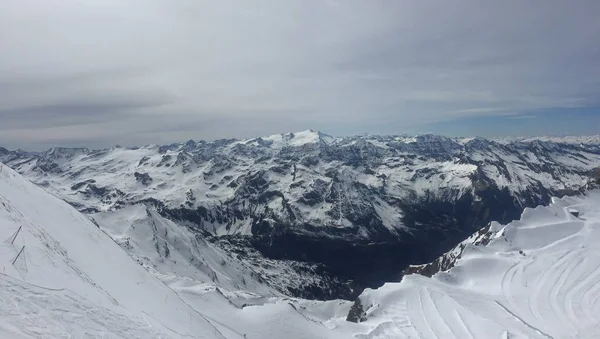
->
<box><xmin>352</xmin><ymin>191</ymin><xmax>600</xmax><ymax>338</ymax></box>
<box><xmin>0</xmin><ymin>164</ymin><xmax>224</xmax><ymax>338</ymax></box>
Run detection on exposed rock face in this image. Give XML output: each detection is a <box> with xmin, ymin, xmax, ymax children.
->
<box><xmin>589</xmin><ymin>167</ymin><xmax>600</xmax><ymax>186</ymax></box>
<box><xmin>403</xmin><ymin>222</ymin><xmax>498</xmax><ymax>277</ymax></box>
<box><xmin>2</xmin><ymin>131</ymin><xmax>600</xmax><ymax>299</ymax></box>
<box><xmin>134</xmin><ymin>172</ymin><xmax>153</xmax><ymax>186</ymax></box>
<box><xmin>346</xmin><ymin>298</ymin><xmax>368</xmax><ymax>323</ymax></box>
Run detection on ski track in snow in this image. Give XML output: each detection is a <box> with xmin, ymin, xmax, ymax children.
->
<box><xmin>0</xmin><ymin>274</ymin><xmax>167</xmax><ymax>339</ymax></box>
<box><xmin>355</xmin><ymin>193</ymin><xmax>600</xmax><ymax>339</ymax></box>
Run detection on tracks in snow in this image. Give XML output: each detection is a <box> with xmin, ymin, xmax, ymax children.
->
<box><xmin>359</xmin><ymin>197</ymin><xmax>600</xmax><ymax>339</ymax></box>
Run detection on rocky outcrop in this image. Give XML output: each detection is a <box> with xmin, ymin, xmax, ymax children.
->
<box><xmin>403</xmin><ymin>222</ymin><xmax>498</xmax><ymax>277</ymax></box>
<box><xmin>346</xmin><ymin>298</ymin><xmax>368</xmax><ymax>323</ymax></box>
<box><xmin>134</xmin><ymin>172</ymin><xmax>152</xmax><ymax>186</ymax></box>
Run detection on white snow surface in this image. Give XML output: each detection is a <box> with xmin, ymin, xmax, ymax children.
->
<box><xmin>2</xmin><ymin>161</ymin><xmax>600</xmax><ymax>338</ymax></box>
<box><xmin>0</xmin><ymin>164</ymin><xmax>225</xmax><ymax>338</ymax></box>
<box><xmin>353</xmin><ymin>192</ymin><xmax>600</xmax><ymax>338</ymax></box>
<box><xmin>91</xmin><ymin>204</ymin><xmax>281</xmax><ymax>296</ymax></box>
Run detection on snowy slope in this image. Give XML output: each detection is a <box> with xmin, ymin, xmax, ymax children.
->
<box><xmin>91</xmin><ymin>204</ymin><xmax>283</xmax><ymax>296</ymax></box>
<box><xmin>348</xmin><ymin>192</ymin><xmax>600</xmax><ymax>338</ymax></box>
<box><xmin>0</xmin><ymin>164</ymin><xmax>225</xmax><ymax>338</ymax></box>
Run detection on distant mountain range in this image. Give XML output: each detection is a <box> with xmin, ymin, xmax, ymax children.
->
<box><xmin>2</xmin><ymin>130</ymin><xmax>600</xmax><ymax>299</ymax></box>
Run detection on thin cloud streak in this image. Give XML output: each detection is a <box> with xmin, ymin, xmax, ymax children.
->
<box><xmin>505</xmin><ymin>115</ymin><xmax>537</xmax><ymax>120</ymax></box>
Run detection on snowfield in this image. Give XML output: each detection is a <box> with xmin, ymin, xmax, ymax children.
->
<box><xmin>0</xmin><ymin>164</ymin><xmax>225</xmax><ymax>338</ymax></box>
<box><xmin>351</xmin><ymin>193</ymin><xmax>600</xmax><ymax>338</ymax></box>
<box><xmin>2</xmin><ymin>161</ymin><xmax>600</xmax><ymax>338</ymax></box>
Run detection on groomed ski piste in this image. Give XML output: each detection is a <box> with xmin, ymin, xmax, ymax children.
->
<box><xmin>2</xmin><ymin>161</ymin><xmax>600</xmax><ymax>338</ymax></box>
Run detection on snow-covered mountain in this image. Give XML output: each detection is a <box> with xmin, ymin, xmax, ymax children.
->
<box><xmin>3</xmin><ymin>162</ymin><xmax>600</xmax><ymax>338</ymax></box>
<box><xmin>2</xmin><ymin>131</ymin><xmax>600</xmax><ymax>299</ymax></box>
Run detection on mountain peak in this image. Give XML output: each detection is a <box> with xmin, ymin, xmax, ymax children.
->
<box><xmin>252</xmin><ymin>129</ymin><xmax>336</xmax><ymax>148</ymax></box>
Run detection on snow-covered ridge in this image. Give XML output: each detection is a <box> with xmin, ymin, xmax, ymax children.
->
<box><xmin>0</xmin><ymin>163</ymin><xmax>226</xmax><ymax>338</ymax></box>
<box><xmin>247</xmin><ymin>129</ymin><xmax>338</xmax><ymax>149</ymax></box>
<box><xmin>493</xmin><ymin>135</ymin><xmax>600</xmax><ymax>145</ymax></box>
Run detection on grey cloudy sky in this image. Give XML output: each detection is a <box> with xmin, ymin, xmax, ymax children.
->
<box><xmin>1</xmin><ymin>0</ymin><xmax>599</xmax><ymax>149</ymax></box>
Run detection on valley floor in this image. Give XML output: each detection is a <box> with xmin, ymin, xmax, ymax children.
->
<box><xmin>1</xmin><ymin>162</ymin><xmax>600</xmax><ymax>338</ymax></box>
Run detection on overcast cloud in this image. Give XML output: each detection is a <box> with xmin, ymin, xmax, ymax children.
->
<box><xmin>1</xmin><ymin>0</ymin><xmax>599</xmax><ymax>149</ymax></box>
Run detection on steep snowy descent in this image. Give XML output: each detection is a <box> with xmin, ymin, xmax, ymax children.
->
<box><xmin>0</xmin><ymin>163</ymin><xmax>225</xmax><ymax>338</ymax></box>
<box><xmin>90</xmin><ymin>204</ymin><xmax>313</xmax><ymax>297</ymax></box>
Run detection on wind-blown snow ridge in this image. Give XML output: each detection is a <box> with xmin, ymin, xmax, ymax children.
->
<box><xmin>351</xmin><ymin>191</ymin><xmax>600</xmax><ymax>338</ymax></box>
